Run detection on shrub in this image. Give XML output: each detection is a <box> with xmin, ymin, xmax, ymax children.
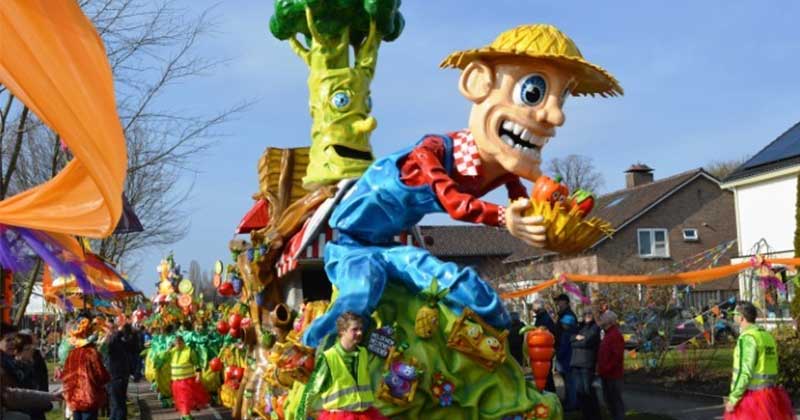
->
<box><xmin>774</xmin><ymin>327</ymin><xmax>800</xmax><ymax>399</ymax></box>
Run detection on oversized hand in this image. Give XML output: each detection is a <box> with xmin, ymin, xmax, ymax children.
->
<box><xmin>505</xmin><ymin>199</ymin><xmax>546</xmax><ymax>248</ymax></box>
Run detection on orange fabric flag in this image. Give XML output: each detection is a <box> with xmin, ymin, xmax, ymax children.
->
<box><xmin>501</xmin><ymin>258</ymin><xmax>800</xmax><ymax>300</ymax></box>
<box><xmin>0</xmin><ymin>0</ymin><xmax>126</xmax><ymax>238</ymax></box>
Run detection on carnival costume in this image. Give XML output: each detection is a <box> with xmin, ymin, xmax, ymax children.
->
<box><xmin>62</xmin><ymin>317</ymin><xmax>111</xmax><ymax>417</ymax></box>
<box><xmin>169</xmin><ymin>343</ymin><xmax>210</xmax><ymax>418</ymax></box>
<box><xmin>724</xmin><ymin>324</ymin><xmax>793</xmax><ymax>420</ymax></box>
<box><xmin>298</xmin><ymin>342</ymin><xmax>388</xmax><ymax>420</ymax></box>
<box><xmin>303</xmin><ymin>131</ymin><xmax>521</xmax><ymax>347</ymax></box>
<box><xmin>149</xmin><ymin>332</ymin><xmax>175</xmax><ymax>404</ymax></box>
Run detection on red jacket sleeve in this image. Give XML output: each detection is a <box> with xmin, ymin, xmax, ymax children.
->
<box><xmin>400</xmin><ymin>136</ymin><xmax>505</xmax><ymax>227</ymax></box>
<box><xmin>597</xmin><ymin>337</ymin><xmax>612</xmax><ymax>377</ymax></box>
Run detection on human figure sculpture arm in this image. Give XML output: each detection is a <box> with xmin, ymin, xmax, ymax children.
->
<box><xmin>402</xmin><ymin>138</ymin><xmax>506</xmax><ymax>226</ymax></box>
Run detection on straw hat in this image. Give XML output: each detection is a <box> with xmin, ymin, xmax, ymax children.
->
<box><xmin>440</xmin><ymin>24</ymin><xmax>623</xmax><ymax>97</ymax></box>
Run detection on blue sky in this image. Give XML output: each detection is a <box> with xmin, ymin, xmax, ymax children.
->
<box><xmin>133</xmin><ymin>1</ymin><xmax>800</xmax><ymax>294</ymax></box>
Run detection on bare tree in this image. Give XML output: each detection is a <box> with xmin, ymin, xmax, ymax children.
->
<box><xmin>547</xmin><ymin>154</ymin><xmax>605</xmax><ymax>193</ymax></box>
<box><xmin>1</xmin><ymin>0</ymin><xmax>249</xmax><ymax>321</ymax></box>
<box><xmin>704</xmin><ymin>157</ymin><xmax>749</xmax><ymax>180</ymax></box>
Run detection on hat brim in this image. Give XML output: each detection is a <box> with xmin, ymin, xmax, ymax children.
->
<box><xmin>441</xmin><ymin>48</ymin><xmax>623</xmax><ymax>97</ymax></box>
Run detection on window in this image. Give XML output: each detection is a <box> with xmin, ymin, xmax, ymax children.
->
<box><xmin>682</xmin><ymin>228</ymin><xmax>699</xmax><ymax>241</ymax></box>
<box><xmin>638</xmin><ymin>228</ymin><xmax>670</xmax><ymax>258</ymax></box>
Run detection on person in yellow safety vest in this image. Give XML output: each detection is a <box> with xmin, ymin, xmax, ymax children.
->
<box><xmin>168</xmin><ymin>336</ymin><xmax>210</xmax><ymax>420</ymax></box>
<box><xmin>724</xmin><ymin>301</ymin><xmax>793</xmax><ymax>420</ymax></box>
<box><xmin>297</xmin><ymin>311</ymin><xmax>389</xmax><ymax>420</ymax></box>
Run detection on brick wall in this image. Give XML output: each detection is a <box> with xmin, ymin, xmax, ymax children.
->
<box><xmin>595</xmin><ymin>176</ymin><xmax>737</xmax><ymax>275</ymax></box>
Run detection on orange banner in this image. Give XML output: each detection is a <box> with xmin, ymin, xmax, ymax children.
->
<box><xmin>500</xmin><ymin>258</ymin><xmax>800</xmax><ymax>299</ymax></box>
<box><xmin>0</xmin><ymin>1</ymin><xmax>126</xmax><ymax>238</ymax></box>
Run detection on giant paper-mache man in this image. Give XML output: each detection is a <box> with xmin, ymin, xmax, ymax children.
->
<box><xmin>303</xmin><ymin>24</ymin><xmax>622</xmax><ymax>347</ymax></box>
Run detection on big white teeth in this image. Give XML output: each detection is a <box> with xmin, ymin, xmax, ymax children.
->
<box><xmin>520</xmin><ymin>129</ymin><xmax>532</xmax><ymax>142</ymax></box>
<box><xmin>501</xmin><ymin>134</ymin><xmax>514</xmax><ymax>146</ymax></box>
<box><xmin>512</xmin><ymin>122</ymin><xmax>523</xmax><ymax>135</ymax></box>
<box><xmin>502</xmin><ymin>120</ymin><xmax>514</xmax><ymax>131</ymax></box>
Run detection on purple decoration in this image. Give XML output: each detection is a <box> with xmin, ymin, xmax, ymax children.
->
<box><xmin>388</xmin><ymin>378</ymin><xmax>410</xmax><ymax>397</ymax></box>
<box><xmin>231</xmin><ymin>276</ymin><xmax>243</xmax><ymax>294</ymax></box>
<box><xmin>760</xmin><ymin>275</ymin><xmax>787</xmax><ymax>293</ymax></box>
<box><xmin>391</xmin><ymin>361</ymin><xmax>417</xmax><ymax>381</ymax></box>
<box><xmin>0</xmin><ymin>225</ymin><xmax>116</xmax><ymax>300</ymax></box>
<box><xmin>385</xmin><ymin>374</ymin><xmax>403</xmax><ymax>388</ymax></box>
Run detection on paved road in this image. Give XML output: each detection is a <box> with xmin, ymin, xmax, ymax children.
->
<box><xmin>133</xmin><ymin>381</ymin><xmax>232</xmax><ymax>420</ymax></box>
<box><xmin>622</xmin><ymin>386</ymin><xmax>726</xmax><ymax>420</ymax></box>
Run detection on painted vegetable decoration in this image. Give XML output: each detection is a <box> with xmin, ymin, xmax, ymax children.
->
<box><xmin>531</xmin><ymin>175</ymin><xmax>569</xmax><ymax>207</ymax></box>
<box><xmin>414</xmin><ymin>278</ymin><xmax>449</xmax><ymax>338</ymax></box>
<box><xmin>269</xmin><ymin>0</ymin><xmax>404</xmax><ymax>188</ymax></box>
<box><xmin>520</xmin><ymin>326</ymin><xmax>555</xmax><ymax>391</ymax></box>
<box><xmin>569</xmin><ymin>189</ymin><xmax>595</xmax><ymax>218</ymax></box>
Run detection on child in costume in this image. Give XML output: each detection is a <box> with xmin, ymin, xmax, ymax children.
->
<box><xmin>303</xmin><ymin>24</ymin><xmax>622</xmax><ymax>347</ymax></box>
<box><xmin>724</xmin><ymin>301</ymin><xmax>793</xmax><ymax>419</ymax></box>
<box><xmin>62</xmin><ymin>316</ymin><xmax>111</xmax><ymax>420</ymax></box>
<box><xmin>168</xmin><ymin>335</ymin><xmax>210</xmax><ymax>420</ymax></box>
<box><xmin>298</xmin><ymin>312</ymin><xmax>388</xmax><ymax>420</ymax></box>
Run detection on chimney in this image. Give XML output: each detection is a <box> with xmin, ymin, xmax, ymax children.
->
<box><xmin>625</xmin><ymin>163</ymin><xmax>654</xmax><ymax>188</ymax></box>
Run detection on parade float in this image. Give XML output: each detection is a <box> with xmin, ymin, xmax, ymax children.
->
<box><xmin>213</xmin><ymin>2</ymin><xmax>625</xmax><ymax>419</ymax></box>
<box><xmin>142</xmin><ymin>253</ymin><xmax>250</xmax><ymax>408</ymax></box>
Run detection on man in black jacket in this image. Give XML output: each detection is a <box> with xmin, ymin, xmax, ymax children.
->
<box><xmin>507</xmin><ymin>312</ymin><xmax>526</xmax><ymax>367</ymax></box>
<box><xmin>555</xmin><ymin>294</ymin><xmax>578</xmax><ymax>409</ymax></box>
<box><xmin>570</xmin><ymin>309</ymin><xmax>601</xmax><ymax>420</ymax></box>
<box><xmin>105</xmin><ymin>323</ymin><xmax>133</xmax><ymax>420</ymax></box>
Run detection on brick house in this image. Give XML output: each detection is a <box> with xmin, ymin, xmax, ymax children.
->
<box><xmin>421</xmin><ymin>165</ymin><xmax>738</xmax><ymax>312</ymax></box>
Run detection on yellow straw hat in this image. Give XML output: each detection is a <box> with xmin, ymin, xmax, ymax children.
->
<box><xmin>440</xmin><ymin>24</ymin><xmax>623</xmax><ymax>97</ymax></box>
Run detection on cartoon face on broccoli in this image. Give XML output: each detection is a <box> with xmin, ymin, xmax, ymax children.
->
<box><xmin>270</xmin><ymin>0</ymin><xmax>404</xmax><ymax>188</ymax></box>
<box><xmin>308</xmin><ymin>68</ymin><xmax>376</xmax><ymax>184</ymax></box>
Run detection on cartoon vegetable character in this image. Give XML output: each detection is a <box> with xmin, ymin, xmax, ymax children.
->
<box><xmin>520</xmin><ymin>326</ymin><xmax>555</xmax><ymax>391</ymax></box>
<box><xmin>569</xmin><ymin>189</ymin><xmax>595</xmax><ymax>217</ymax></box>
<box><xmin>269</xmin><ymin>0</ymin><xmax>405</xmax><ymax>188</ymax></box>
<box><xmin>414</xmin><ymin>278</ymin><xmax>449</xmax><ymax>338</ymax></box>
<box><xmin>531</xmin><ymin>175</ymin><xmax>569</xmax><ymax>207</ymax></box>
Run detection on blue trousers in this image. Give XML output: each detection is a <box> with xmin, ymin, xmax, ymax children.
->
<box><xmin>302</xmin><ymin>236</ymin><xmax>510</xmax><ymax>347</ymax></box>
<box><xmin>72</xmin><ymin>411</ymin><xmax>98</xmax><ymax>420</ymax></box>
<box><xmin>572</xmin><ymin>367</ymin><xmax>600</xmax><ymax>419</ymax></box>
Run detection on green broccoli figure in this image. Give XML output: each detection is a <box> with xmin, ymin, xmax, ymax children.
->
<box><xmin>270</xmin><ymin>0</ymin><xmax>404</xmax><ymax>188</ymax></box>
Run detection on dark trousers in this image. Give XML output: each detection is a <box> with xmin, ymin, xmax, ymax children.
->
<box><xmin>571</xmin><ymin>367</ymin><xmax>600</xmax><ymax>419</ymax></box>
<box><xmin>601</xmin><ymin>378</ymin><xmax>625</xmax><ymax>420</ymax></box>
<box><xmin>107</xmin><ymin>377</ymin><xmax>129</xmax><ymax>420</ymax></box>
<box><xmin>72</xmin><ymin>411</ymin><xmax>98</xmax><ymax>420</ymax></box>
<box><xmin>557</xmin><ymin>362</ymin><xmax>577</xmax><ymax>411</ymax></box>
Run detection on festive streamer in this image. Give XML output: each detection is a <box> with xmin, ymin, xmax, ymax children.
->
<box><xmin>558</xmin><ymin>275</ymin><xmax>591</xmax><ymax>304</ymax></box>
<box><xmin>500</xmin><ymin>257</ymin><xmax>800</xmax><ymax>299</ymax></box>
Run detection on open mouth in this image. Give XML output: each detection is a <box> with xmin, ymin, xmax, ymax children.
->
<box><xmin>333</xmin><ymin>145</ymin><xmax>373</xmax><ymax>161</ymax></box>
<box><xmin>497</xmin><ymin>120</ymin><xmax>548</xmax><ymax>159</ymax></box>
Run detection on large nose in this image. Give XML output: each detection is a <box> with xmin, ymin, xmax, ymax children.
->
<box><xmin>352</xmin><ymin>116</ymin><xmax>377</xmax><ymax>134</ymax></box>
<box><xmin>534</xmin><ymin>96</ymin><xmax>566</xmax><ymax>127</ymax></box>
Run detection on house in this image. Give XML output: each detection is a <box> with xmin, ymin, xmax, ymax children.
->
<box><xmin>721</xmin><ymin>121</ymin><xmax>800</xmax><ymax>320</ymax></box>
<box><xmin>499</xmin><ymin>164</ymin><xmax>738</xmax><ymax>312</ymax></box>
<box><xmin>415</xmin><ymin>225</ymin><xmax>530</xmax><ymax>284</ymax></box>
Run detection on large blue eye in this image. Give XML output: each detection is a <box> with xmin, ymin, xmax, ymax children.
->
<box><xmin>331</xmin><ymin>92</ymin><xmax>350</xmax><ymax>109</ymax></box>
<box><xmin>514</xmin><ymin>74</ymin><xmax>547</xmax><ymax>106</ymax></box>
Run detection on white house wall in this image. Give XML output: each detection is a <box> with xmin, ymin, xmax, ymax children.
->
<box><xmin>735</xmin><ymin>173</ymin><xmax>797</xmax><ymax>255</ymax></box>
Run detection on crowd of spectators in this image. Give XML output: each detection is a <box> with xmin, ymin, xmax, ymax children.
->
<box><xmin>0</xmin><ymin>315</ymin><xmax>147</xmax><ymax>420</ymax></box>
